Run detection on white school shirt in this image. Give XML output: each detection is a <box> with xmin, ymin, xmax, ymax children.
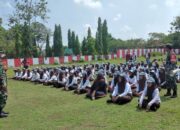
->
<box><xmin>110</xmin><ymin>77</ymin><xmax>116</xmax><ymax>89</ymax></box>
<box><xmin>58</xmin><ymin>77</ymin><xmax>66</xmax><ymax>84</ymax></box>
<box><xmin>127</xmin><ymin>76</ymin><xmax>137</xmax><ymax>87</ymax></box>
<box><xmin>39</xmin><ymin>73</ymin><xmax>48</xmax><ymax>82</ymax></box>
<box><xmin>15</xmin><ymin>72</ymin><xmax>19</xmax><ymax>78</ymax></box>
<box><xmin>66</xmin><ymin>77</ymin><xmax>78</xmax><ymax>87</ymax></box>
<box><xmin>79</xmin><ymin>79</ymin><xmax>91</xmax><ymax>89</ymax></box>
<box><xmin>48</xmin><ymin>75</ymin><xmax>57</xmax><ymax>82</ymax></box>
<box><xmin>35</xmin><ymin>73</ymin><xmax>40</xmax><ymax>80</ymax></box>
<box><xmin>27</xmin><ymin>72</ymin><xmax>33</xmax><ymax>79</ymax></box>
<box><xmin>112</xmin><ymin>82</ymin><xmax>132</xmax><ymax>97</ymax></box>
<box><xmin>22</xmin><ymin>72</ymin><xmax>28</xmax><ymax>79</ymax></box>
<box><xmin>31</xmin><ymin>73</ymin><xmax>36</xmax><ymax>81</ymax></box>
<box><xmin>17</xmin><ymin>72</ymin><xmax>23</xmax><ymax>78</ymax></box>
<box><xmin>139</xmin><ymin>87</ymin><xmax>161</xmax><ymax>107</ymax></box>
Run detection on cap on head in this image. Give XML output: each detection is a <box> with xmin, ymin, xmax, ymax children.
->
<box><xmin>166</xmin><ymin>44</ymin><xmax>172</xmax><ymax>50</ymax></box>
<box><xmin>119</xmin><ymin>73</ymin><xmax>126</xmax><ymax>78</ymax></box>
<box><xmin>139</xmin><ymin>72</ymin><xmax>146</xmax><ymax>76</ymax></box>
<box><xmin>147</xmin><ymin>77</ymin><xmax>155</xmax><ymax>83</ymax></box>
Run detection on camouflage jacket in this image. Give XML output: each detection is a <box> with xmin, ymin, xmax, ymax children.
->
<box><xmin>0</xmin><ymin>62</ymin><xmax>7</xmax><ymax>92</ymax></box>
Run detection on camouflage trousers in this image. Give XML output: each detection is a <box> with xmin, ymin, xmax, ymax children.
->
<box><xmin>165</xmin><ymin>75</ymin><xmax>177</xmax><ymax>90</ymax></box>
<box><xmin>0</xmin><ymin>91</ymin><xmax>7</xmax><ymax>111</ymax></box>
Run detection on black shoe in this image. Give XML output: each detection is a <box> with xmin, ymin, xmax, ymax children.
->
<box><xmin>106</xmin><ymin>99</ymin><xmax>113</xmax><ymax>104</ymax></box>
<box><xmin>2</xmin><ymin>111</ymin><xmax>9</xmax><ymax>114</ymax></box>
<box><xmin>164</xmin><ymin>93</ymin><xmax>171</xmax><ymax>97</ymax></box>
<box><xmin>171</xmin><ymin>95</ymin><xmax>177</xmax><ymax>98</ymax></box>
<box><xmin>0</xmin><ymin>113</ymin><xmax>8</xmax><ymax>118</ymax></box>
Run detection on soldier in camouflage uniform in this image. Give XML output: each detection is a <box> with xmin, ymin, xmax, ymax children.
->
<box><xmin>164</xmin><ymin>44</ymin><xmax>177</xmax><ymax>98</ymax></box>
<box><xmin>0</xmin><ymin>53</ymin><xmax>8</xmax><ymax>118</ymax></box>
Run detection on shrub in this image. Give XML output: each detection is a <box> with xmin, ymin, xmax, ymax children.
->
<box><xmin>54</xmin><ymin>59</ymin><xmax>59</xmax><ymax>65</ymax></box>
<box><xmin>151</xmin><ymin>52</ymin><xmax>162</xmax><ymax>57</ymax></box>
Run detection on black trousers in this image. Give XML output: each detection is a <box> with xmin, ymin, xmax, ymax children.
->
<box><xmin>115</xmin><ymin>94</ymin><xmax>133</xmax><ymax>105</ymax></box>
<box><xmin>54</xmin><ymin>82</ymin><xmax>65</xmax><ymax>88</ymax></box>
<box><xmin>68</xmin><ymin>84</ymin><xmax>78</xmax><ymax>90</ymax></box>
<box><xmin>142</xmin><ymin>99</ymin><xmax>160</xmax><ymax>111</ymax></box>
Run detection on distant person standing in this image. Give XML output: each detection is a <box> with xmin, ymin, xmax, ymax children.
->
<box><xmin>145</xmin><ymin>50</ymin><xmax>151</xmax><ymax>64</ymax></box>
<box><xmin>22</xmin><ymin>58</ymin><xmax>29</xmax><ymax>69</ymax></box>
<box><xmin>126</xmin><ymin>51</ymin><xmax>132</xmax><ymax>62</ymax></box>
<box><xmin>132</xmin><ymin>52</ymin><xmax>137</xmax><ymax>61</ymax></box>
<box><xmin>164</xmin><ymin>44</ymin><xmax>177</xmax><ymax>98</ymax></box>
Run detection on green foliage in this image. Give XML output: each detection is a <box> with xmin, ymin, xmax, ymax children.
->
<box><xmin>54</xmin><ymin>59</ymin><xmax>59</xmax><ymax>65</ymax></box>
<box><xmin>64</xmin><ymin>47</ymin><xmax>73</xmax><ymax>56</ymax></box>
<box><xmin>81</xmin><ymin>37</ymin><xmax>87</xmax><ymax>55</ymax></box>
<box><xmin>86</xmin><ymin>37</ymin><xmax>96</xmax><ymax>55</ymax></box>
<box><xmin>68</xmin><ymin>29</ymin><xmax>72</xmax><ymax>49</ymax></box>
<box><xmin>21</xmin><ymin>22</ymin><xmax>32</xmax><ymax>57</ymax></box>
<box><xmin>78</xmin><ymin>58</ymin><xmax>85</xmax><ymax>63</ymax></box>
<box><xmin>53</xmin><ymin>24</ymin><xmax>64</xmax><ymax>56</ymax></box>
<box><xmin>45</xmin><ymin>34</ymin><xmax>52</xmax><ymax>57</ymax></box>
<box><xmin>151</xmin><ymin>52</ymin><xmax>163</xmax><ymax>57</ymax></box>
<box><xmin>71</xmin><ymin>31</ymin><xmax>76</xmax><ymax>55</ymax></box>
<box><xmin>102</xmin><ymin>20</ymin><xmax>108</xmax><ymax>55</ymax></box>
<box><xmin>95</xmin><ymin>17</ymin><xmax>103</xmax><ymax>55</ymax></box>
<box><xmin>74</xmin><ymin>35</ymin><xmax>81</xmax><ymax>55</ymax></box>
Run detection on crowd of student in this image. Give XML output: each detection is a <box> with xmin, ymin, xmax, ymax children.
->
<box><xmin>12</xmin><ymin>60</ymin><xmax>180</xmax><ymax>112</ymax></box>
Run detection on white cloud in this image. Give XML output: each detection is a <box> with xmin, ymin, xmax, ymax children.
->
<box><xmin>0</xmin><ymin>1</ymin><xmax>13</xmax><ymax>9</ymax></box>
<box><xmin>113</xmin><ymin>13</ymin><xmax>122</xmax><ymax>21</ymax></box>
<box><xmin>118</xmin><ymin>25</ymin><xmax>138</xmax><ymax>39</ymax></box>
<box><xmin>120</xmin><ymin>25</ymin><xmax>132</xmax><ymax>32</ymax></box>
<box><xmin>108</xmin><ymin>3</ymin><xmax>116</xmax><ymax>8</ymax></box>
<box><xmin>149</xmin><ymin>4</ymin><xmax>158</xmax><ymax>10</ymax></box>
<box><xmin>74</xmin><ymin>0</ymin><xmax>102</xmax><ymax>9</ymax></box>
<box><xmin>165</xmin><ymin>0</ymin><xmax>180</xmax><ymax>7</ymax></box>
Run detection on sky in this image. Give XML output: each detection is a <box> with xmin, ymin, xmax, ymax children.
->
<box><xmin>0</xmin><ymin>0</ymin><xmax>180</xmax><ymax>45</ymax></box>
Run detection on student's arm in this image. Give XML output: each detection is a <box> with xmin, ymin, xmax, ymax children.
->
<box><xmin>118</xmin><ymin>84</ymin><xmax>130</xmax><ymax>97</ymax></box>
<box><xmin>148</xmin><ymin>89</ymin><xmax>160</xmax><ymax>107</ymax></box>
<box><xmin>78</xmin><ymin>80</ymin><xmax>83</xmax><ymax>89</ymax></box>
<box><xmin>139</xmin><ymin>87</ymin><xmax>147</xmax><ymax>106</ymax></box>
<box><xmin>110</xmin><ymin>77</ymin><xmax>114</xmax><ymax>89</ymax></box>
<box><xmin>111</xmin><ymin>85</ymin><xmax>118</xmax><ymax>97</ymax></box>
<box><xmin>82</xmin><ymin>80</ymin><xmax>90</xmax><ymax>89</ymax></box>
<box><xmin>68</xmin><ymin>78</ymin><xmax>76</xmax><ymax>87</ymax></box>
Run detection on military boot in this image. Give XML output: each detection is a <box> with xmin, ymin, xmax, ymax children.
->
<box><xmin>171</xmin><ymin>90</ymin><xmax>177</xmax><ymax>98</ymax></box>
<box><xmin>164</xmin><ymin>89</ymin><xmax>171</xmax><ymax>96</ymax></box>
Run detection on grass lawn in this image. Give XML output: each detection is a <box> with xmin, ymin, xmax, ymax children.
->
<box><xmin>0</xmin><ymin>56</ymin><xmax>180</xmax><ymax>130</ymax></box>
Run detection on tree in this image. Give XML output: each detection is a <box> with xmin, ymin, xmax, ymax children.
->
<box><xmin>31</xmin><ymin>22</ymin><xmax>50</xmax><ymax>51</ymax></box>
<box><xmin>21</xmin><ymin>22</ymin><xmax>32</xmax><ymax>57</ymax></box>
<box><xmin>169</xmin><ymin>16</ymin><xmax>180</xmax><ymax>48</ymax></box>
<box><xmin>45</xmin><ymin>33</ymin><xmax>51</xmax><ymax>57</ymax></box>
<box><xmin>9</xmin><ymin>0</ymin><xmax>49</xmax><ymax>26</ymax></box>
<box><xmin>170</xmin><ymin>16</ymin><xmax>180</xmax><ymax>33</ymax></box>
<box><xmin>0</xmin><ymin>18</ymin><xmax>2</xmax><ymax>26</ymax></box>
<box><xmin>58</xmin><ymin>25</ymin><xmax>64</xmax><ymax>56</ymax></box>
<box><xmin>102</xmin><ymin>20</ymin><xmax>108</xmax><ymax>55</ymax></box>
<box><xmin>87</xmin><ymin>37</ymin><xmax>96</xmax><ymax>55</ymax></box>
<box><xmin>74</xmin><ymin>35</ymin><xmax>81</xmax><ymax>55</ymax></box>
<box><xmin>86</xmin><ymin>27</ymin><xmax>96</xmax><ymax>55</ymax></box>
<box><xmin>71</xmin><ymin>31</ymin><xmax>76</xmax><ymax>55</ymax></box>
<box><xmin>9</xmin><ymin>0</ymin><xmax>49</xmax><ymax>57</ymax></box>
<box><xmin>81</xmin><ymin>37</ymin><xmax>87</xmax><ymax>55</ymax></box>
<box><xmin>14</xmin><ymin>25</ymin><xmax>21</xmax><ymax>57</ymax></box>
<box><xmin>68</xmin><ymin>29</ymin><xmax>72</xmax><ymax>49</ymax></box>
<box><xmin>53</xmin><ymin>24</ymin><xmax>64</xmax><ymax>56</ymax></box>
<box><xmin>87</xmin><ymin>27</ymin><xmax>91</xmax><ymax>39</ymax></box>
<box><xmin>95</xmin><ymin>17</ymin><xmax>103</xmax><ymax>55</ymax></box>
